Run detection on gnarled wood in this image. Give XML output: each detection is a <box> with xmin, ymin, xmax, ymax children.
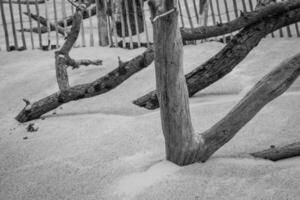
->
<box><xmin>181</xmin><ymin>0</ymin><xmax>300</xmax><ymax>41</ymax></box>
<box><xmin>133</xmin><ymin>8</ymin><xmax>300</xmax><ymax>110</ymax></box>
<box><xmin>15</xmin><ymin>47</ymin><xmax>154</xmax><ymax>122</ymax></box>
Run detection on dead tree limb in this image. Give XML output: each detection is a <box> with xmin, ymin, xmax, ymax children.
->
<box><xmin>181</xmin><ymin>0</ymin><xmax>300</xmax><ymax>41</ymax></box>
<box><xmin>251</xmin><ymin>143</ymin><xmax>300</xmax><ymax>161</ymax></box>
<box><xmin>15</xmin><ymin>46</ymin><xmax>154</xmax><ymax>122</ymax></box>
<box><xmin>133</xmin><ymin>8</ymin><xmax>300</xmax><ymax>110</ymax></box>
<box><xmin>199</xmin><ymin>53</ymin><xmax>300</xmax><ymax>162</ymax></box>
<box><xmin>22</xmin><ymin>12</ymin><xmax>67</xmax><ymax>36</ymax></box>
<box><xmin>21</xmin><ymin>5</ymin><xmax>97</xmax><ymax>34</ymax></box>
<box><xmin>149</xmin><ymin>0</ymin><xmax>300</xmax><ymax>166</ymax></box>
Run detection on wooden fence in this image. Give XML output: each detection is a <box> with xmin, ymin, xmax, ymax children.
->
<box><xmin>0</xmin><ymin>0</ymin><xmax>299</xmax><ymax>52</ymax></box>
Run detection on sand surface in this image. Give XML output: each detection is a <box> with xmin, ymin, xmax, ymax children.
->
<box><xmin>0</xmin><ymin>38</ymin><xmax>300</xmax><ymax>200</ymax></box>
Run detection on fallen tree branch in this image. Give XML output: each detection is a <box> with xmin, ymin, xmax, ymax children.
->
<box><xmin>23</xmin><ymin>12</ymin><xmax>67</xmax><ymax>36</ymax></box>
<box><xmin>198</xmin><ymin>52</ymin><xmax>300</xmax><ymax>163</ymax></box>
<box><xmin>15</xmin><ymin>46</ymin><xmax>154</xmax><ymax>122</ymax></box>
<box><xmin>181</xmin><ymin>0</ymin><xmax>300</xmax><ymax>41</ymax></box>
<box><xmin>251</xmin><ymin>142</ymin><xmax>300</xmax><ymax>161</ymax></box>
<box><xmin>133</xmin><ymin>8</ymin><xmax>300</xmax><ymax>110</ymax></box>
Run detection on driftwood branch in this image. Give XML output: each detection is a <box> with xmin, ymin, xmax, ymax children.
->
<box><xmin>199</xmin><ymin>53</ymin><xmax>300</xmax><ymax>162</ymax></box>
<box><xmin>15</xmin><ymin>46</ymin><xmax>154</xmax><ymax>122</ymax></box>
<box><xmin>181</xmin><ymin>0</ymin><xmax>300</xmax><ymax>41</ymax></box>
<box><xmin>251</xmin><ymin>142</ymin><xmax>300</xmax><ymax>161</ymax></box>
<box><xmin>22</xmin><ymin>12</ymin><xmax>68</xmax><ymax>36</ymax></box>
<box><xmin>133</xmin><ymin>8</ymin><xmax>300</xmax><ymax>110</ymax></box>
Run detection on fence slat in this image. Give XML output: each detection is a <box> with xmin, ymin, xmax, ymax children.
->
<box><xmin>132</xmin><ymin>0</ymin><xmax>141</xmax><ymax>47</ymax></box>
<box><xmin>52</xmin><ymin>0</ymin><xmax>59</xmax><ymax>48</ymax></box>
<box><xmin>0</xmin><ymin>0</ymin><xmax>10</xmax><ymax>51</ymax></box>
<box><xmin>209</xmin><ymin>0</ymin><xmax>216</xmax><ymax>25</ymax></box>
<box><xmin>232</xmin><ymin>0</ymin><xmax>238</xmax><ymax>18</ymax></box>
<box><xmin>18</xmin><ymin>0</ymin><xmax>27</xmax><ymax>49</ymax></box>
<box><xmin>35</xmin><ymin>0</ymin><xmax>42</xmax><ymax>47</ymax></box>
<box><xmin>295</xmin><ymin>22</ymin><xmax>300</xmax><ymax>37</ymax></box>
<box><xmin>26</xmin><ymin>0</ymin><xmax>35</xmax><ymax>49</ymax></box>
<box><xmin>9</xmin><ymin>0</ymin><xmax>19</xmax><ymax>49</ymax></box>
<box><xmin>44</xmin><ymin>0</ymin><xmax>51</xmax><ymax>49</ymax></box>
<box><xmin>139</xmin><ymin>0</ymin><xmax>149</xmax><ymax>47</ymax></box>
<box><xmin>183</xmin><ymin>0</ymin><xmax>194</xmax><ymax>29</ymax></box>
<box><xmin>124</xmin><ymin>0</ymin><xmax>133</xmax><ymax>49</ymax></box>
<box><xmin>61</xmin><ymin>0</ymin><xmax>67</xmax><ymax>37</ymax></box>
<box><xmin>241</xmin><ymin>0</ymin><xmax>247</xmax><ymax>12</ymax></box>
<box><xmin>88</xmin><ymin>7</ymin><xmax>94</xmax><ymax>46</ymax></box>
<box><xmin>110</xmin><ymin>0</ymin><xmax>119</xmax><ymax>47</ymax></box>
<box><xmin>192</xmin><ymin>0</ymin><xmax>199</xmax><ymax>24</ymax></box>
<box><xmin>178</xmin><ymin>0</ymin><xmax>185</xmax><ymax>27</ymax></box>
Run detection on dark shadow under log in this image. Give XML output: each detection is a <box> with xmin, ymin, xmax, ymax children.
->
<box><xmin>133</xmin><ymin>9</ymin><xmax>300</xmax><ymax>110</ymax></box>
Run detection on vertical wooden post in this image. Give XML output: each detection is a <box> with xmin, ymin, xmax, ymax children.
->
<box><xmin>120</xmin><ymin>1</ymin><xmax>126</xmax><ymax>48</ymax></box>
<box><xmin>44</xmin><ymin>0</ymin><xmax>51</xmax><ymax>50</ymax></box>
<box><xmin>9</xmin><ymin>0</ymin><xmax>19</xmax><ymax>49</ymax></box>
<box><xmin>232</xmin><ymin>0</ymin><xmax>238</xmax><ymax>18</ymax></box>
<box><xmin>0</xmin><ymin>0</ymin><xmax>10</xmax><ymax>51</ymax></box>
<box><xmin>192</xmin><ymin>0</ymin><xmax>199</xmax><ymax>24</ymax></box>
<box><xmin>183</xmin><ymin>0</ymin><xmax>194</xmax><ymax>29</ymax></box>
<box><xmin>35</xmin><ymin>0</ymin><xmax>42</xmax><ymax>48</ymax></box>
<box><xmin>26</xmin><ymin>0</ymin><xmax>35</xmax><ymax>49</ymax></box>
<box><xmin>295</xmin><ymin>22</ymin><xmax>300</xmax><ymax>37</ymax></box>
<box><xmin>133</xmin><ymin>0</ymin><xmax>141</xmax><ymax>47</ymax></box>
<box><xmin>53</xmin><ymin>0</ymin><xmax>59</xmax><ymax>48</ymax></box>
<box><xmin>241</xmin><ymin>0</ymin><xmax>247</xmax><ymax>12</ymax></box>
<box><xmin>81</xmin><ymin>17</ymin><xmax>86</xmax><ymax>47</ymax></box>
<box><xmin>124</xmin><ymin>0</ymin><xmax>133</xmax><ymax>49</ymax></box>
<box><xmin>139</xmin><ymin>0</ymin><xmax>149</xmax><ymax>47</ymax></box>
<box><xmin>209</xmin><ymin>0</ymin><xmax>216</xmax><ymax>25</ymax></box>
<box><xmin>105</xmin><ymin>0</ymin><xmax>113</xmax><ymax>47</ymax></box>
<box><xmin>215</xmin><ymin>0</ymin><xmax>225</xmax><ymax>42</ymax></box>
<box><xmin>178</xmin><ymin>0</ymin><xmax>185</xmax><ymax>27</ymax></box>
<box><xmin>96</xmin><ymin>0</ymin><xmax>109</xmax><ymax>46</ymax></box>
<box><xmin>248</xmin><ymin>0</ymin><xmax>254</xmax><ymax>11</ymax></box>
<box><xmin>61</xmin><ymin>0</ymin><xmax>68</xmax><ymax>37</ymax></box>
<box><xmin>88</xmin><ymin>8</ymin><xmax>94</xmax><ymax>46</ymax></box>
<box><xmin>110</xmin><ymin>0</ymin><xmax>119</xmax><ymax>47</ymax></box>
<box><xmin>18</xmin><ymin>0</ymin><xmax>27</xmax><ymax>49</ymax></box>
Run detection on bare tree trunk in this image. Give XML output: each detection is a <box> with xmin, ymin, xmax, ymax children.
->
<box><xmin>149</xmin><ymin>0</ymin><xmax>200</xmax><ymax>164</ymax></box>
<box><xmin>150</xmin><ymin>0</ymin><xmax>300</xmax><ymax>165</ymax></box>
<box><xmin>133</xmin><ymin>8</ymin><xmax>300</xmax><ymax>110</ymax></box>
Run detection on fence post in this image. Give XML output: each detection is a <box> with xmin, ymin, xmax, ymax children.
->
<box><xmin>0</xmin><ymin>0</ymin><xmax>9</xmax><ymax>51</ymax></box>
<box><xmin>9</xmin><ymin>0</ymin><xmax>19</xmax><ymax>49</ymax></box>
<box><xmin>35</xmin><ymin>0</ymin><xmax>43</xmax><ymax>48</ymax></box>
<box><xmin>96</xmin><ymin>0</ymin><xmax>109</xmax><ymax>46</ymax></box>
<box><xmin>26</xmin><ymin>0</ymin><xmax>35</xmax><ymax>49</ymax></box>
<box><xmin>18</xmin><ymin>0</ymin><xmax>27</xmax><ymax>49</ymax></box>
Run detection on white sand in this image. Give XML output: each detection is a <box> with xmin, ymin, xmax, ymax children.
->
<box><xmin>0</xmin><ymin>38</ymin><xmax>300</xmax><ymax>200</ymax></box>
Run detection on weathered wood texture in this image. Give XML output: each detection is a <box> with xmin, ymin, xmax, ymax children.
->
<box><xmin>149</xmin><ymin>0</ymin><xmax>198</xmax><ymax>164</ymax></box>
<box><xmin>150</xmin><ymin>0</ymin><xmax>300</xmax><ymax>166</ymax></box>
<box><xmin>15</xmin><ymin>47</ymin><xmax>154</xmax><ymax>122</ymax></box>
<box><xmin>181</xmin><ymin>0</ymin><xmax>300</xmax><ymax>41</ymax></box>
<box><xmin>251</xmin><ymin>142</ymin><xmax>300</xmax><ymax>161</ymax></box>
<box><xmin>133</xmin><ymin>8</ymin><xmax>300</xmax><ymax>110</ymax></box>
